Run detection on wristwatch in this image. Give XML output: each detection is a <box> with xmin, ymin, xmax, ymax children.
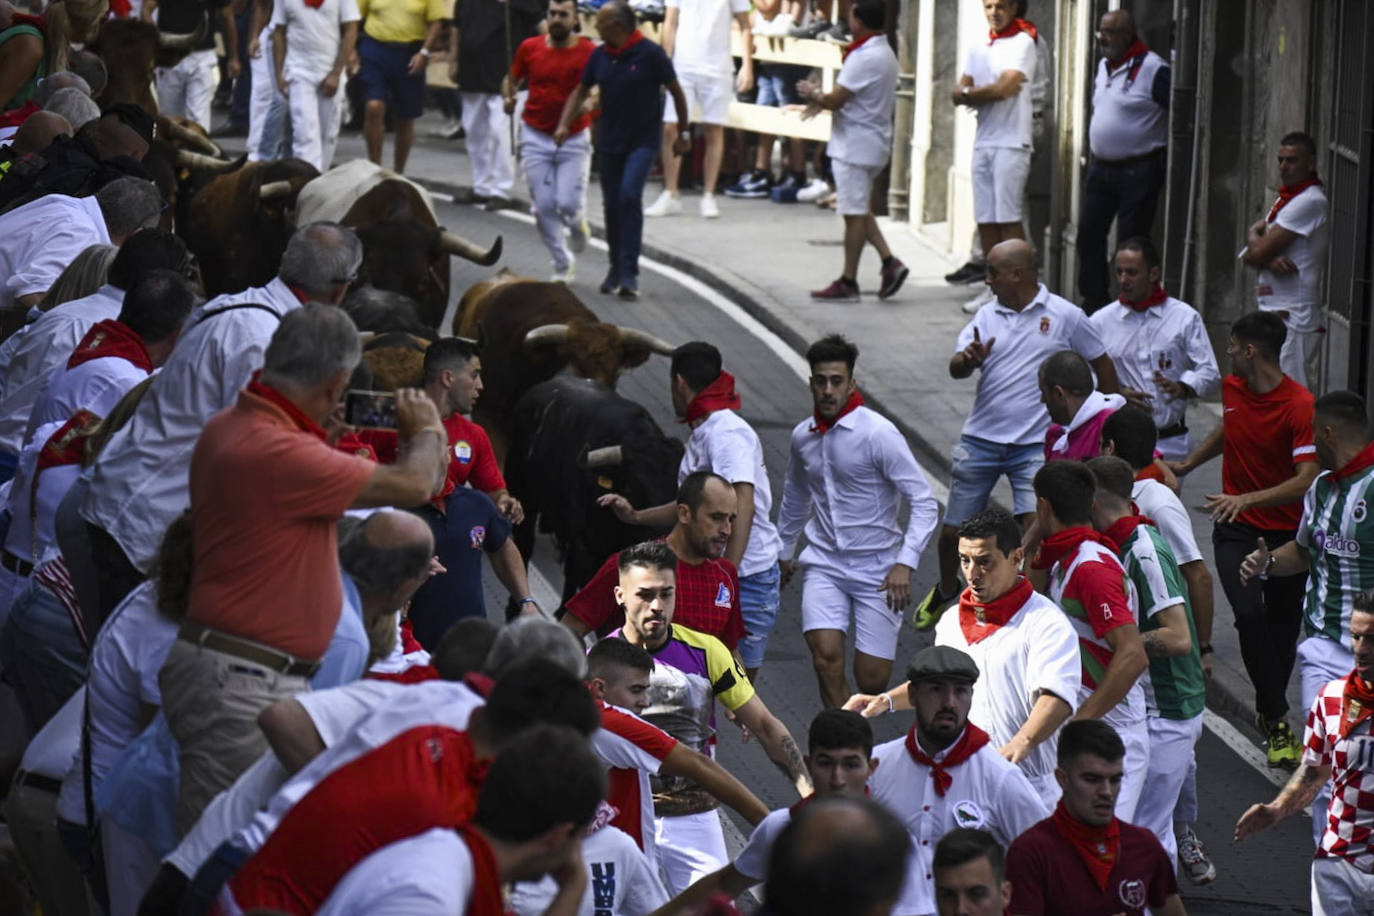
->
<box><xmin>961</xmin><ymin>85</ymin><xmax>971</xmax><ymax>99</ymax></box>
<box><xmin>419</xmin><ymin>47</ymin><xmax>431</xmax><ymax>57</ymax></box>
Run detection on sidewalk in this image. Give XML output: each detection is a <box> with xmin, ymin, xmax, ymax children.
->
<box><xmin>313</xmin><ymin>118</ymin><xmax>1298</xmax><ymax>739</ymax></box>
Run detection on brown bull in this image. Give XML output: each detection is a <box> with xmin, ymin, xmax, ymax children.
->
<box><xmin>455</xmin><ymin>273</ymin><xmax>674</xmax><ymax>461</ymax></box>
<box><xmin>89</xmin><ymin>16</ymin><xmax>206</xmax><ymax>117</ymax></box>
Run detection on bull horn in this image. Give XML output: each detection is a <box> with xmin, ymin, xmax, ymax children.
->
<box><xmin>164</xmin><ymin>120</ymin><xmax>222</xmax><ymax>156</ymax></box>
<box><xmin>617</xmin><ymin>327</ymin><xmax>675</xmax><ymax>356</ymax></box>
<box><xmin>258</xmin><ymin>180</ymin><xmax>295</xmax><ymax>200</ymax></box>
<box><xmin>582</xmin><ymin>445</ymin><xmax>623</xmax><ymax>469</ymax></box>
<box><xmin>522</xmin><ymin>323</ymin><xmax>569</xmax><ymax>352</ymax></box>
<box><xmin>176</xmin><ymin>149</ymin><xmax>244</xmax><ymax>173</ymax></box>
<box><xmin>439</xmin><ymin>231</ymin><xmax>503</xmax><ymax>266</ymax></box>
<box><xmin>158</xmin><ymin>13</ymin><xmax>208</xmax><ymax>49</ymax></box>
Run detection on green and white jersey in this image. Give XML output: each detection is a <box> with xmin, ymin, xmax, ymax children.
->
<box><xmin>1296</xmin><ymin>461</ymin><xmax>1374</xmax><ymax>651</ymax></box>
<box><xmin>1119</xmin><ymin>522</ymin><xmax>1205</xmax><ymax>721</ymax></box>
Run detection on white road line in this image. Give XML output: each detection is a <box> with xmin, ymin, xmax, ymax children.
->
<box><xmin>526</xmin><ymin>564</ymin><xmax>561</xmax><ymax>619</ymax></box>
<box><xmin>1202</xmin><ymin>708</ymin><xmax>1298</xmax><ymax>792</ymax></box>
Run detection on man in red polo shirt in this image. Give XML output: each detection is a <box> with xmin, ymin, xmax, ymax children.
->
<box><xmin>159</xmin><ymin>304</ymin><xmax>449</xmax><ymax>834</ymax></box>
<box><xmin>564</xmin><ymin>471</ymin><xmax>744</xmax><ymax>649</ymax></box>
<box><xmin>1171</xmin><ymin>310</ymin><xmax>1318</xmax><ymax>769</ymax></box>
<box><xmin>1005</xmin><ymin>719</ymin><xmax>1184</xmax><ymax>916</ymax></box>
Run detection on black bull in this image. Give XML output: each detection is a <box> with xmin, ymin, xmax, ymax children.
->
<box><xmin>505</xmin><ymin>375</ymin><xmax>683</xmax><ymax>607</ymax></box>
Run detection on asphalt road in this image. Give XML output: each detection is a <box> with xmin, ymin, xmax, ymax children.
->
<box><xmin>441</xmin><ymin>195</ymin><xmax>1316</xmax><ymax>915</ymax></box>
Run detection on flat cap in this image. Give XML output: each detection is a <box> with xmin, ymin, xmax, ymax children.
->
<box><xmin>905</xmin><ymin>645</ymin><xmax>979</xmax><ymax>685</ymax></box>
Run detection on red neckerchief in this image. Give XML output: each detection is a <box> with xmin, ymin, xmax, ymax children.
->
<box><xmin>109</xmin><ymin>0</ymin><xmax>132</xmax><ymax>16</ymax></box>
<box><xmin>302</xmin><ymin>0</ymin><xmax>325</xmax><ymax>8</ymax></box>
<box><xmin>334</xmin><ymin>430</ymin><xmax>378</xmax><ymax>461</ymax></box>
<box><xmin>35</xmin><ymin>409</ymin><xmax>100</xmax><ymax>474</ymax></box>
<box><xmin>602</xmin><ymin>29</ymin><xmax>645</xmax><ymax>57</ymax></box>
<box><xmin>1051</xmin><ymin>801</ymin><xmax>1120</xmax><ymax>892</ymax></box>
<box><xmin>245</xmin><ymin>370</ymin><xmax>328</xmax><ymax>442</ymax></box>
<box><xmin>67</xmin><ymin>320</ymin><xmax>154</xmax><ymax>373</ymax></box>
<box><xmin>1341</xmin><ymin>671</ymin><xmax>1374</xmax><ymax>740</ymax></box>
<box><xmin>1106</xmin><ymin>37</ymin><xmax>1148</xmax><ymax>72</ymax></box>
<box><xmin>1122</xmin><ymin>283</ymin><xmax>1168</xmax><ymax>312</ymax></box>
<box><xmin>455</xmin><ymin>826</ymin><xmax>509</xmax><ymax>916</ymax></box>
<box><xmin>959</xmin><ymin>575</ymin><xmax>1034</xmax><ymax>644</ymax></box>
<box><xmin>464</xmin><ymin>671</ymin><xmax>496</xmax><ymax>697</ymax></box>
<box><xmin>810</xmin><ymin>390</ymin><xmax>865</xmax><ymax>435</ymax></box>
<box><xmin>683</xmin><ymin>371</ymin><xmax>741</xmax><ymax>425</ymax></box>
<box><xmin>989</xmin><ymin>17</ymin><xmax>1037</xmax><ymax>44</ymax></box>
<box><xmin>1267</xmin><ymin>175</ymin><xmax>1323</xmax><ymax>223</ymax></box>
<box><xmin>1101</xmin><ymin>514</ymin><xmax>1156</xmax><ymax>551</ymax></box>
<box><xmin>0</xmin><ymin>100</ymin><xmax>39</xmax><ymax>128</ymax></box>
<box><xmin>1331</xmin><ymin>439</ymin><xmax>1374</xmax><ymax>482</ymax></box>
<box><xmin>904</xmin><ymin>723</ymin><xmax>990</xmax><ymax>796</ymax></box>
<box><xmin>367</xmin><ymin>663</ymin><xmax>440</xmax><ymax>684</ymax></box>
<box><xmin>1032</xmin><ymin>526</ymin><xmax>1117</xmax><ymax>571</ymax></box>
<box><xmin>1135</xmin><ymin>463</ymin><xmax>1166</xmax><ymax>483</ymax></box>
<box><xmin>842</xmin><ymin>31</ymin><xmax>879</xmax><ymax>61</ymax></box>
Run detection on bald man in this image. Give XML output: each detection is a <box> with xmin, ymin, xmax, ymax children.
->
<box><xmin>914</xmin><ymin>240</ymin><xmax>1120</xmax><ymax>626</ymax></box>
<box><xmin>9</xmin><ymin>111</ymin><xmax>71</xmax><ymax>157</ymax></box>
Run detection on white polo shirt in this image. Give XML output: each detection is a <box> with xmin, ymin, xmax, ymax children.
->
<box><xmin>956</xmin><ymin>284</ymin><xmax>1108</xmax><ymax>446</ymax></box>
<box><xmin>934</xmin><ymin>587</ymin><xmax>1080</xmax><ymax>794</ymax></box>
<box><xmin>830</xmin><ymin>35</ymin><xmax>899</xmax><ymax>168</ymax></box>
<box><xmin>1090</xmin><ymin>297</ymin><xmax>1220</xmax><ymax>432</ymax></box>
<box><xmin>509</xmin><ymin>825</ymin><xmax>669</xmax><ymax>916</ymax></box>
<box><xmin>680</xmin><ymin>408</ymin><xmax>781</xmax><ymax>577</ymax></box>
<box><xmin>1088</xmin><ymin>49</ymin><xmax>1169</xmax><ymax>160</ymax></box>
<box><xmin>0</xmin><ymin>195</ymin><xmax>111</xmax><ymax>311</ymax></box>
<box><xmin>315</xmin><ymin>827</ymin><xmax>475</xmax><ymax>915</ymax></box>
<box><xmin>270</xmin><ymin>0</ymin><xmax>362</xmax><ymax>84</ymax></box>
<box><xmin>665</xmin><ymin>0</ymin><xmax>749</xmax><ymax>79</ymax></box>
<box><xmin>871</xmin><ymin>733</ymin><xmax>1049</xmax><ymax>916</ymax></box>
<box><xmin>777</xmin><ymin>405</ymin><xmax>939</xmax><ymax>575</ymax></box>
<box><xmin>1256</xmin><ymin>183</ymin><xmax>1329</xmax><ymax>329</ymax></box>
<box><xmin>964</xmin><ymin>31</ymin><xmax>1036</xmax><ymax>150</ymax></box>
<box><xmin>733</xmin><ymin>806</ymin><xmax>791</xmax><ymax>881</ymax></box>
<box><xmin>81</xmin><ymin>279</ymin><xmax>302</xmax><ymax>572</ymax></box>
<box><xmin>1132</xmin><ymin>478</ymin><xmax>1203</xmax><ymax>565</ymax></box>
<box><xmin>0</xmin><ymin>284</ymin><xmax>123</xmax><ymax>454</ymax></box>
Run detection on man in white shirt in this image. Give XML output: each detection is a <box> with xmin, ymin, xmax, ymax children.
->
<box><xmin>797</xmin><ymin>0</ymin><xmax>907</xmax><ymax>302</ymax></box>
<box><xmin>599</xmin><ymin>341</ymin><xmax>782</xmax><ymax>681</ymax></box>
<box><xmin>1241</xmin><ymin>130</ymin><xmax>1330</xmax><ymax>388</ymax></box>
<box><xmin>1090</xmin><ymin>236</ymin><xmax>1221</xmax><ymax>460</ymax></box>
<box><xmin>953</xmin><ymin>0</ymin><xmax>1037</xmax><ymax>259</ymax></box>
<box><xmin>1077</xmin><ymin>9</ymin><xmax>1170</xmax><ymax>310</ymax></box>
<box><xmin>77</xmin><ymin>222</ymin><xmax>363</xmax><ymax>624</ymax></box>
<box><xmin>915</xmin><ymin>240</ymin><xmax>1118</xmax><ymax>628</ymax></box>
<box><xmin>271</xmin><ymin>0</ymin><xmax>361</xmax><ymax>171</ymax></box>
<box><xmin>778</xmin><ymin>334</ymin><xmax>940</xmax><ymax>708</ymax></box>
<box><xmin>643</xmin><ymin>0</ymin><xmax>753</xmax><ymax>220</ymax></box>
<box><xmin>869</xmin><ymin>645</ymin><xmax>1048</xmax><ymax>916</ymax></box>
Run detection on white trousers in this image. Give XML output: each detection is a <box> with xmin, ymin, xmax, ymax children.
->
<box><xmin>1312</xmin><ymin>856</ymin><xmax>1374</xmax><ymax>916</ymax></box>
<box><xmin>520</xmin><ymin>127</ymin><xmax>590</xmax><ymax>273</ymax></box>
<box><xmin>288</xmin><ymin>76</ymin><xmax>343</xmax><ymax>172</ymax></box>
<box><xmin>1135</xmin><ymin>713</ymin><xmax>1204</xmax><ymax>863</ymax></box>
<box><xmin>1300</xmin><ymin>635</ymin><xmax>1356</xmax><ymax>849</ymax></box>
<box><xmin>654</xmin><ymin>810</ymin><xmax>728</xmax><ymax>896</ymax></box>
<box><xmin>155</xmin><ymin>49</ymin><xmax>219</xmax><ymax>130</ymax></box>
<box><xmin>460</xmin><ymin>91</ymin><xmax>515</xmax><ymax>199</ymax></box>
<box><xmin>1116</xmin><ymin>716</ymin><xmax>1150</xmax><ymax>825</ymax></box>
<box><xmin>246</xmin><ymin>42</ymin><xmax>287</xmax><ymax>162</ymax></box>
<box><xmin>1279</xmin><ymin>324</ymin><xmax>1322</xmax><ymax>390</ymax></box>
<box><xmin>103</xmin><ymin>818</ymin><xmax>161</xmax><ymax>916</ymax></box>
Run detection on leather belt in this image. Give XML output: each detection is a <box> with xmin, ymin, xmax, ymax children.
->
<box><xmin>1157</xmin><ymin>421</ymin><xmax>1188</xmax><ymax>440</ymax></box>
<box><xmin>14</xmin><ymin>768</ymin><xmax>62</xmax><ymax>794</ymax></box>
<box><xmin>179</xmin><ymin>621</ymin><xmax>321</xmax><ymax>678</ymax></box>
<box><xmin>1094</xmin><ymin>148</ymin><xmax>1166</xmax><ymax>167</ymax></box>
<box><xmin>1</xmin><ymin>550</ymin><xmax>33</xmax><ymax>577</ymax></box>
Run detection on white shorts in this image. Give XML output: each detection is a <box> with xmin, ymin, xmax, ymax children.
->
<box><xmin>663</xmin><ymin>70</ymin><xmax>733</xmax><ymax>125</ymax></box>
<box><xmin>971</xmin><ymin>146</ymin><xmax>1031</xmax><ymax>223</ymax></box>
<box><xmin>800</xmin><ymin>564</ymin><xmax>900</xmax><ymax>660</ymax></box>
<box><xmin>655</xmin><ymin>810</ymin><xmax>728</xmax><ymax>896</ymax></box>
<box><xmin>832</xmin><ymin>159</ymin><xmax>882</xmax><ymax>216</ymax></box>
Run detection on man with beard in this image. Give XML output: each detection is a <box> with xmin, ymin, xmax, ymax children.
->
<box><xmin>608</xmin><ymin>539</ymin><xmax>809</xmax><ymax>894</ymax></box>
<box><xmin>868</xmin><ymin>645</ymin><xmax>1046</xmax><ymax>916</ymax></box>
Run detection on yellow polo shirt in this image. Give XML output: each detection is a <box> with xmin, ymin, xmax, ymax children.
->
<box><xmin>359</xmin><ymin>0</ymin><xmax>448</xmax><ymax>44</ymax></box>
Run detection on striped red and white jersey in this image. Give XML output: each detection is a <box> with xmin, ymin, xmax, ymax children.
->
<box><xmin>1304</xmin><ymin>677</ymin><xmax>1374</xmax><ymax>873</ymax></box>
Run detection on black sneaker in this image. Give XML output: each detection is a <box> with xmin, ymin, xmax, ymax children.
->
<box><xmin>878</xmin><ymin>257</ymin><xmax>909</xmax><ymax>300</ymax></box>
<box><xmin>821</xmin><ymin>21</ymin><xmax>851</xmax><ymax>43</ymax></box>
<box><xmin>788</xmin><ymin>17</ymin><xmax>830</xmax><ymax>38</ymax></box>
<box><xmin>599</xmin><ymin>271</ymin><xmax>620</xmax><ymax>294</ymax></box>
<box><xmin>944</xmin><ymin>260</ymin><xmax>986</xmax><ymax>285</ymax></box>
<box><xmin>724</xmin><ymin>170</ymin><xmax>772</xmax><ymax>199</ymax></box>
<box><xmin>617</xmin><ymin>282</ymin><xmax>639</xmax><ymax>300</ymax></box>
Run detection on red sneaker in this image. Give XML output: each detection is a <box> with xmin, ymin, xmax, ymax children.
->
<box><xmin>878</xmin><ymin>257</ymin><xmax>910</xmax><ymax>300</ymax></box>
<box><xmin>810</xmin><ymin>277</ymin><xmax>860</xmax><ymax>301</ymax></box>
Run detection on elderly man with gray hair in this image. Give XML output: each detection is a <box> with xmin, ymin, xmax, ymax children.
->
<box><xmin>41</xmin><ymin>86</ymin><xmax>100</xmax><ymax>131</ymax></box>
<box><xmin>159</xmin><ymin>303</ymin><xmax>448</xmax><ymax>833</ymax></box>
<box><xmin>79</xmin><ymin>221</ymin><xmax>367</xmax><ymax>627</ymax></box>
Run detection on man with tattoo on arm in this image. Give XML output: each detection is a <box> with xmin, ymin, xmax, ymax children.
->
<box><xmin>607</xmin><ymin>540</ymin><xmax>811</xmax><ymax>895</ymax></box>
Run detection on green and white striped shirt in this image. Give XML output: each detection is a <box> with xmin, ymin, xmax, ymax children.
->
<box><xmin>1296</xmin><ymin>462</ymin><xmax>1374</xmax><ymax>651</ymax></box>
<box><xmin>1119</xmin><ymin>522</ymin><xmax>1205</xmax><ymax>721</ymax></box>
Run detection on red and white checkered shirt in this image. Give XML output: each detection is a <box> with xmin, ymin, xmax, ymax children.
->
<box><xmin>1303</xmin><ymin>676</ymin><xmax>1374</xmax><ymax>873</ymax></box>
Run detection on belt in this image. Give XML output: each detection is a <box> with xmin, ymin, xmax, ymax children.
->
<box><xmin>179</xmin><ymin>621</ymin><xmax>321</xmax><ymax>678</ymax></box>
<box><xmin>1093</xmin><ymin>148</ymin><xmax>1166</xmax><ymax>167</ymax></box>
<box><xmin>14</xmin><ymin>768</ymin><xmax>62</xmax><ymax>794</ymax></box>
<box><xmin>1157</xmin><ymin>421</ymin><xmax>1188</xmax><ymax>440</ymax></box>
<box><xmin>1</xmin><ymin>550</ymin><xmax>33</xmax><ymax>577</ymax></box>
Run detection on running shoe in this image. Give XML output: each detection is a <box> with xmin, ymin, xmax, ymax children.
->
<box><xmin>1176</xmin><ymin>824</ymin><xmax>1217</xmax><ymax>885</ymax></box>
<box><xmin>568</xmin><ymin>217</ymin><xmax>590</xmax><ymax>253</ymax></box>
<box><xmin>911</xmin><ymin>583</ymin><xmax>958</xmax><ymax>631</ymax></box>
<box><xmin>644</xmin><ymin>190</ymin><xmax>682</xmax><ymax>217</ymax></box>
<box><xmin>725</xmin><ymin>170</ymin><xmax>773</xmax><ymax>199</ymax></box>
<box><xmin>821</xmin><ymin>20</ymin><xmax>850</xmax><ymax>43</ymax></box>
<box><xmin>810</xmin><ymin>277</ymin><xmax>859</xmax><ymax>302</ymax></box>
<box><xmin>700</xmin><ymin>193</ymin><xmax>720</xmax><ymax>219</ymax></box>
<box><xmin>796</xmin><ymin>177</ymin><xmax>832</xmax><ymax>202</ymax></box>
<box><xmin>617</xmin><ymin>281</ymin><xmax>639</xmax><ymax>300</ymax></box>
<box><xmin>599</xmin><ymin>271</ymin><xmax>620</xmax><ymax>294</ymax></box>
<box><xmin>944</xmin><ymin>260</ymin><xmax>986</xmax><ymax>285</ymax></box>
<box><xmin>1258</xmin><ymin>715</ymin><xmax>1301</xmax><ymax>770</ymax></box>
<box><xmin>788</xmin><ymin>17</ymin><xmax>830</xmax><ymax>38</ymax></box>
<box><xmin>551</xmin><ymin>264</ymin><xmax>574</xmax><ymax>284</ymax></box>
<box><xmin>878</xmin><ymin>256</ymin><xmax>909</xmax><ymax>300</ymax></box>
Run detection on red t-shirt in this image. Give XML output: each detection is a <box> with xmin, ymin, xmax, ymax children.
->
<box><xmin>229</xmin><ymin>725</ymin><xmax>486</xmax><ymax>915</ymax></box>
<box><xmin>1005</xmin><ymin>817</ymin><xmax>1178</xmax><ymax>915</ymax></box>
<box><xmin>359</xmin><ymin>412</ymin><xmax>505</xmax><ymax>498</ymax></box>
<box><xmin>511</xmin><ymin>35</ymin><xmax>596</xmax><ymax>135</ymax></box>
<box><xmin>1220</xmin><ymin>375</ymin><xmax>1316</xmax><ymax>531</ymax></box>
<box><xmin>566</xmin><ymin>549</ymin><xmax>746</xmax><ymax>650</ymax></box>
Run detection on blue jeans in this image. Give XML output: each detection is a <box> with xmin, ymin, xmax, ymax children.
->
<box><xmin>1076</xmin><ymin>150</ymin><xmax>1166</xmax><ymax>310</ymax></box>
<box><xmin>0</xmin><ymin>449</ymin><xmax>17</xmax><ymax>485</ymax></box>
<box><xmin>0</xmin><ymin>579</ymin><xmax>87</xmax><ymax>736</ymax></box>
<box><xmin>944</xmin><ymin>435</ymin><xmax>1043</xmax><ymax>527</ymax></box>
<box><xmin>737</xmin><ymin>564</ymin><xmax>781</xmax><ymax>670</ymax></box>
<box><xmin>599</xmin><ymin>145</ymin><xmax>657</xmax><ymax>286</ymax></box>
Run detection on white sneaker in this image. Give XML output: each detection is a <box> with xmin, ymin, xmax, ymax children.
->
<box><xmin>961</xmin><ymin>285</ymin><xmax>995</xmax><ymax>314</ymax></box>
<box><xmin>796</xmin><ymin>178</ymin><xmax>831</xmax><ymax>202</ymax></box>
<box><xmin>700</xmin><ymin>193</ymin><xmax>720</xmax><ymax>219</ymax></box>
<box><xmin>551</xmin><ymin>264</ymin><xmax>575</xmax><ymax>284</ymax></box>
<box><xmin>644</xmin><ymin>190</ymin><xmax>681</xmax><ymax>217</ymax></box>
<box><xmin>567</xmin><ymin>216</ymin><xmax>590</xmax><ymax>253</ymax></box>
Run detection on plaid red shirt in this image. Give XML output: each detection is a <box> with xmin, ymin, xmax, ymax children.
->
<box><xmin>1304</xmin><ymin>677</ymin><xmax>1374</xmax><ymax>873</ymax></box>
<box><xmin>565</xmin><ymin>548</ymin><xmax>745</xmax><ymax>650</ymax></box>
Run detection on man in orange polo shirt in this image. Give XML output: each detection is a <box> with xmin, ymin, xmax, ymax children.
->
<box><xmin>159</xmin><ymin>304</ymin><xmax>449</xmax><ymax>834</ymax></box>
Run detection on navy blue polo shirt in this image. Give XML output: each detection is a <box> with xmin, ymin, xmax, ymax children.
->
<box><xmin>406</xmin><ymin>487</ymin><xmax>511</xmax><ymax>650</ymax></box>
<box><xmin>581</xmin><ymin>34</ymin><xmax>676</xmax><ymax>153</ymax></box>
